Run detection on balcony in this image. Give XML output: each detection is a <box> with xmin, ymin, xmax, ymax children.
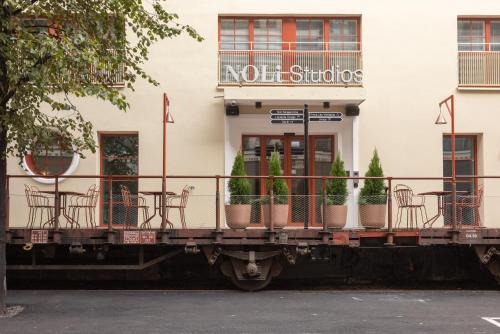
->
<box><xmin>458</xmin><ymin>51</ymin><xmax>500</xmax><ymax>88</ymax></box>
<box><xmin>89</xmin><ymin>49</ymin><xmax>126</xmax><ymax>87</ymax></box>
<box><xmin>218</xmin><ymin>43</ymin><xmax>363</xmax><ymax>87</ymax></box>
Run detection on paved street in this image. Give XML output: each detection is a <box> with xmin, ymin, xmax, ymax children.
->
<box><xmin>1</xmin><ymin>289</ymin><xmax>500</xmax><ymax>334</ymax></box>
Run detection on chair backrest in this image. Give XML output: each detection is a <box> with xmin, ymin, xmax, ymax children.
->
<box><xmin>393</xmin><ymin>184</ymin><xmax>413</xmax><ymax>207</ymax></box>
<box><xmin>120</xmin><ymin>185</ymin><xmax>131</xmax><ymax>207</ymax></box>
<box><xmin>24</xmin><ymin>185</ymin><xmax>33</xmax><ymax>207</ymax></box>
<box><xmin>474</xmin><ymin>186</ymin><xmax>484</xmax><ymax>207</ymax></box>
<box><xmin>180</xmin><ymin>185</ymin><xmax>195</xmax><ymax>208</ymax></box>
<box><xmin>91</xmin><ymin>186</ymin><xmax>100</xmax><ymax>208</ymax></box>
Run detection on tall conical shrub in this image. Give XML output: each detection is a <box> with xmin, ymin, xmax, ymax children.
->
<box><xmin>327</xmin><ymin>154</ymin><xmax>348</xmax><ymax>205</ymax></box>
<box><xmin>228</xmin><ymin>151</ymin><xmax>251</xmax><ymax>204</ymax></box>
<box><xmin>266</xmin><ymin>150</ymin><xmax>288</xmax><ymax>205</ymax></box>
<box><xmin>359</xmin><ymin>149</ymin><xmax>386</xmax><ymax>204</ymax></box>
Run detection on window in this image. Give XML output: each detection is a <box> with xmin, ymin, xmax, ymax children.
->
<box><xmin>330</xmin><ymin>19</ymin><xmax>358</xmax><ymax>51</ymax></box>
<box><xmin>220</xmin><ymin>19</ymin><xmax>249</xmax><ymax>50</ymax></box>
<box><xmin>23</xmin><ymin>132</ymin><xmax>79</xmax><ymax>183</ymax></box>
<box><xmin>296</xmin><ymin>19</ymin><xmax>324</xmax><ymax>50</ymax></box>
<box><xmin>458</xmin><ymin>20</ymin><xmax>485</xmax><ymax>51</ymax></box>
<box><xmin>443</xmin><ymin>135</ymin><xmax>477</xmax><ymax>193</ymax></box>
<box><xmin>254</xmin><ymin>19</ymin><xmax>282</xmax><ymax>50</ymax></box>
<box><xmin>100</xmin><ymin>133</ymin><xmax>139</xmax><ymax>226</ymax></box>
<box><xmin>492</xmin><ymin>21</ymin><xmax>500</xmax><ymax>51</ymax></box>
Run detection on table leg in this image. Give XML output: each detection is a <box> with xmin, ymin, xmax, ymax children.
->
<box><xmin>140</xmin><ymin>194</ymin><xmax>158</xmax><ymax>229</ymax></box>
<box><xmin>423</xmin><ymin>195</ymin><xmax>441</xmax><ymax>228</ymax></box>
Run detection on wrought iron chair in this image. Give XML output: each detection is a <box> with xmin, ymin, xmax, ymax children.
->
<box><xmin>68</xmin><ymin>185</ymin><xmax>100</xmax><ymax>228</ymax></box>
<box><xmin>120</xmin><ymin>185</ymin><xmax>150</xmax><ymax>229</ymax></box>
<box><xmin>456</xmin><ymin>186</ymin><xmax>484</xmax><ymax>227</ymax></box>
<box><xmin>393</xmin><ymin>184</ymin><xmax>428</xmax><ymax>229</ymax></box>
<box><xmin>165</xmin><ymin>185</ymin><xmax>195</xmax><ymax>229</ymax></box>
<box><xmin>24</xmin><ymin>185</ymin><xmax>55</xmax><ymax>228</ymax></box>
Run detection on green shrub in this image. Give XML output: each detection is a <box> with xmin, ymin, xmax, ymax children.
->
<box><xmin>228</xmin><ymin>151</ymin><xmax>251</xmax><ymax>204</ymax></box>
<box><xmin>359</xmin><ymin>149</ymin><xmax>387</xmax><ymax>205</ymax></box>
<box><xmin>326</xmin><ymin>154</ymin><xmax>348</xmax><ymax>205</ymax></box>
<box><xmin>264</xmin><ymin>150</ymin><xmax>289</xmax><ymax>205</ymax></box>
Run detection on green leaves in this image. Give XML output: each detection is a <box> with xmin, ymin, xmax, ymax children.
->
<box><xmin>265</xmin><ymin>150</ymin><xmax>288</xmax><ymax>205</ymax></box>
<box><xmin>0</xmin><ymin>0</ymin><xmax>203</xmax><ymax>159</ymax></box>
<box><xmin>228</xmin><ymin>151</ymin><xmax>251</xmax><ymax>205</ymax></box>
<box><xmin>359</xmin><ymin>149</ymin><xmax>387</xmax><ymax>205</ymax></box>
<box><xmin>327</xmin><ymin>154</ymin><xmax>348</xmax><ymax>205</ymax></box>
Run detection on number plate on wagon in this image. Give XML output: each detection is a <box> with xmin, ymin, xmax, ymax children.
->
<box><xmin>123</xmin><ymin>231</ymin><xmax>156</xmax><ymax>244</ymax></box>
<box><xmin>30</xmin><ymin>230</ymin><xmax>48</xmax><ymax>244</ymax></box>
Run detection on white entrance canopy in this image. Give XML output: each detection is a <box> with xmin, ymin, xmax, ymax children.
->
<box><xmin>221</xmin><ymin>86</ymin><xmax>366</xmax><ymax>106</ymax></box>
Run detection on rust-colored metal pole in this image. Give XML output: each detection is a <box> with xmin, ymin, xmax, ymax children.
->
<box><xmin>269</xmin><ymin>176</ymin><xmax>274</xmax><ymax>233</ymax></box>
<box><xmin>386</xmin><ymin>177</ymin><xmax>394</xmax><ymax>246</ymax></box>
<box><xmin>54</xmin><ymin>176</ymin><xmax>59</xmax><ymax>231</ymax></box>
<box><xmin>322</xmin><ymin>177</ymin><xmax>327</xmax><ymax>232</ymax></box>
<box><xmin>450</xmin><ymin>96</ymin><xmax>457</xmax><ymax>237</ymax></box>
<box><xmin>215</xmin><ymin>175</ymin><xmax>221</xmax><ymax>232</ymax></box>
<box><xmin>107</xmin><ymin>176</ymin><xmax>113</xmax><ymax>231</ymax></box>
<box><xmin>161</xmin><ymin>93</ymin><xmax>169</xmax><ymax>232</ymax></box>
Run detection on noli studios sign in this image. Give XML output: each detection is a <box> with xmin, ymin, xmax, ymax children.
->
<box><xmin>225</xmin><ymin>64</ymin><xmax>363</xmax><ymax>84</ymax></box>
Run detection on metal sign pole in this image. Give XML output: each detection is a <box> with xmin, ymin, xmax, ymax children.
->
<box><xmin>304</xmin><ymin>104</ymin><xmax>309</xmax><ymax>229</ymax></box>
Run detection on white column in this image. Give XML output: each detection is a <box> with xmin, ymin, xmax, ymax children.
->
<box><xmin>348</xmin><ymin>116</ymin><xmax>360</xmax><ymax>229</ymax></box>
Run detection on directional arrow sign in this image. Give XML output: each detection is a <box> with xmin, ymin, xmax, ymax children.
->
<box><xmin>270</xmin><ymin>109</ymin><xmax>304</xmax><ymax>124</ymax></box>
<box><xmin>270</xmin><ymin>109</ymin><xmax>304</xmax><ymax>115</ymax></box>
<box><xmin>309</xmin><ymin>112</ymin><xmax>343</xmax><ymax>122</ymax></box>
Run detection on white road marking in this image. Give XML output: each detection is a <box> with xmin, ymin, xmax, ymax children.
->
<box><xmin>481</xmin><ymin>317</ymin><xmax>500</xmax><ymax>328</ymax></box>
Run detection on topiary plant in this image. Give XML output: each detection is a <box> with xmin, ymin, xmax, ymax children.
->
<box><xmin>359</xmin><ymin>149</ymin><xmax>386</xmax><ymax>205</ymax></box>
<box><xmin>228</xmin><ymin>151</ymin><xmax>251</xmax><ymax>204</ymax></box>
<box><xmin>327</xmin><ymin>154</ymin><xmax>348</xmax><ymax>205</ymax></box>
<box><xmin>265</xmin><ymin>150</ymin><xmax>289</xmax><ymax>205</ymax></box>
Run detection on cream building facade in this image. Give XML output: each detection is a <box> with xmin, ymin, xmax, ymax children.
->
<box><xmin>8</xmin><ymin>0</ymin><xmax>500</xmax><ymax>229</ymax></box>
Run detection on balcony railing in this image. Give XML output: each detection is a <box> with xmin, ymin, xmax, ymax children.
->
<box><xmin>458</xmin><ymin>51</ymin><xmax>500</xmax><ymax>88</ymax></box>
<box><xmin>218</xmin><ymin>43</ymin><xmax>363</xmax><ymax>86</ymax></box>
<box><xmin>89</xmin><ymin>49</ymin><xmax>125</xmax><ymax>87</ymax></box>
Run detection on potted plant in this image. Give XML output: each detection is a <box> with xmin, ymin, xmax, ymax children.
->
<box><xmin>359</xmin><ymin>149</ymin><xmax>387</xmax><ymax>228</ymax></box>
<box><xmin>262</xmin><ymin>150</ymin><xmax>289</xmax><ymax>228</ymax></box>
<box><xmin>225</xmin><ymin>151</ymin><xmax>252</xmax><ymax>229</ymax></box>
<box><xmin>323</xmin><ymin>154</ymin><xmax>348</xmax><ymax>228</ymax></box>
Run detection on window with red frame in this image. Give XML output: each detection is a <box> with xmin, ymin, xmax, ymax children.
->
<box><xmin>25</xmin><ymin>135</ymin><xmax>74</xmax><ymax>176</ymax></box>
<box><xmin>218</xmin><ymin>17</ymin><xmax>361</xmax><ymax>51</ymax></box>
<box><xmin>254</xmin><ymin>19</ymin><xmax>282</xmax><ymax>50</ymax></box>
<box><xmin>219</xmin><ymin>18</ymin><xmax>249</xmax><ymax>50</ymax></box>
<box><xmin>458</xmin><ymin>19</ymin><xmax>500</xmax><ymax>51</ymax></box>
<box><xmin>330</xmin><ymin>19</ymin><xmax>358</xmax><ymax>51</ymax></box>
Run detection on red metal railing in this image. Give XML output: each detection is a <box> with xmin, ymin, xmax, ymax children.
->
<box><xmin>7</xmin><ymin>174</ymin><xmax>496</xmax><ymax>242</ymax></box>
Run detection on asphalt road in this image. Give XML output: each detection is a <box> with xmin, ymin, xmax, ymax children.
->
<box><xmin>1</xmin><ymin>290</ymin><xmax>500</xmax><ymax>334</ymax></box>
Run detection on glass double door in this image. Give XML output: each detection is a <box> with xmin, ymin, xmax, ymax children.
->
<box><xmin>242</xmin><ymin>135</ymin><xmax>334</xmax><ymax>226</ymax></box>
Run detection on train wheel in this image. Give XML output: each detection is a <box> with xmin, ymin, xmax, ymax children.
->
<box><xmin>221</xmin><ymin>257</ymin><xmax>281</xmax><ymax>292</ymax></box>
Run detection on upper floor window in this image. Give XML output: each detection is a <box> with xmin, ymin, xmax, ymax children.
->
<box><xmin>220</xmin><ymin>19</ymin><xmax>249</xmax><ymax>50</ymax></box>
<box><xmin>254</xmin><ymin>19</ymin><xmax>282</xmax><ymax>50</ymax></box>
<box><xmin>458</xmin><ymin>19</ymin><xmax>500</xmax><ymax>51</ymax></box>
<box><xmin>330</xmin><ymin>19</ymin><xmax>358</xmax><ymax>51</ymax></box>
<box><xmin>296</xmin><ymin>19</ymin><xmax>324</xmax><ymax>50</ymax></box>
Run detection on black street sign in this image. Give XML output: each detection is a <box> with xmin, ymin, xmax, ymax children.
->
<box><xmin>270</xmin><ymin>109</ymin><xmax>304</xmax><ymax>115</ymax></box>
<box><xmin>270</xmin><ymin>109</ymin><xmax>304</xmax><ymax>124</ymax></box>
<box><xmin>309</xmin><ymin>112</ymin><xmax>343</xmax><ymax>122</ymax></box>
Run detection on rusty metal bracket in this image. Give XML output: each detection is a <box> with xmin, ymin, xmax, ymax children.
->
<box><xmin>296</xmin><ymin>242</ymin><xmax>310</xmax><ymax>256</ymax></box>
<box><xmin>282</xmin><ymin>247</ymin><xmax>296</xmax><ymax>265</ymax></box>
<box><xmin>207</xmin><ymin>247</ymin><xmax>222</xmax><ymax>265</ymax></box>
<box><xmin>184</xmin><ymin>240</ymin><xmax>200</xmax><ymax>254</ymax></box>
<box><xmin>480</xmin><ymin>247</ymin><xmax>500</xmax><ymax>265</ymax></box>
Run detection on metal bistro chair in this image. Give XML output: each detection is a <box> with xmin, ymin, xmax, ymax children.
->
<box><xmin>456</xmin><ymin>186</ymin><xmax>484</xmax><ymax>228</ymax></box>
<box><xmin>68</xmin><ymin>185</ymin><xmax>100</xmax><ymax>228</ymax></box>
<box><xmin>393</xmin><ymin>184</ymin><xmax>428</xmax><ymax>229</ymax></box>
<box><xmin>120</xmin><ymin>185</ymin><xmax>150</xmax><ymax>229</ymax></box>
<box><xmin>24</xmin><ymin>185</ymin><xmax>55</xmax><ymax>228</ymax></box>
<box><xmin>165</xmin><ymin>185</ymin><xmax>195</xmax><ymax>229</ymax></box>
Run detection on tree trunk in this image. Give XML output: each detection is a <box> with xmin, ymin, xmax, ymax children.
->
<box><xmin>0</xmin><ymin>127</ymin><xmax>7</xmax><ymax>314</ymax></box>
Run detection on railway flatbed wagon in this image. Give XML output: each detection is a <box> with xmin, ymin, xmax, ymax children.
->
<box><xmin>4</xmin><ymin>174</ymin><xmax>500</xmax><ymax>290</ymax></box>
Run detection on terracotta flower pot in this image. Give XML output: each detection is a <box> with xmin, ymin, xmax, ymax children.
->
<box><xmin>322</xmin><ymin>204</ymin><xmax>348</xmax><ymax>229</ymax></box>
<box><xmin>225</xmin><ymin>204</ymin><xmax>251</xmax><ymax>229</ymax></box>
<box><xmin>261</xmin><ymin>204</ymin><xmax>289</xmax><ymax>228</ymax></box>
<box><xmin>359</xmin><ymin>204</ymin><xmax>386</xmax><ymax>228</ymax></box>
